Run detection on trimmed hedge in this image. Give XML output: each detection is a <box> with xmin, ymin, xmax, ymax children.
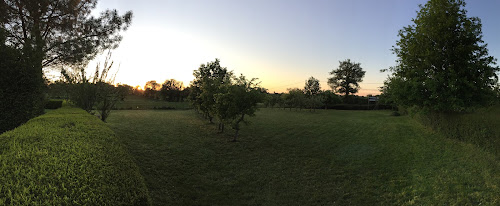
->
<box><xmin>0</xmin><ymin>105</ymin><xmax>151</xmax><ymax>205</ymax></box>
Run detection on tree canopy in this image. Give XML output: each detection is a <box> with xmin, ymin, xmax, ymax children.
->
<box><xmin>383</xmin><ymin>0</ymin><xmax>499</xmax><ymax>112</ymax></box>
<box><xmin>328</xmin><ymin>59</ymin><xmax>365</xmax><ymax>98</ymax></box>
<box><xmin>1</xmin><ymin>0</ymin><xmax>133</xmax><ymax>68</ymax></box>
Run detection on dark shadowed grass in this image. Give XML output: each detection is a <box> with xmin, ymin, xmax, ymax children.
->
<box><xmin>107</xmin><ymin>108</ymin><xmax>500</xmax><ymax>205</ymax></box>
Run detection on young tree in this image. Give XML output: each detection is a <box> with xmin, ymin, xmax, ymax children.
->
<box><xmin>283</xmin><ymin>88</ymin><xmax>306</xmax><ymax>110</ymax></box>
<box><xmin>328</xmin><ymin>59</ymin><xmax>366</xmax><ymax>100</ymax></box>
<box><xmin>383</xmin><ymin>0</ymin><xmax>499</xmax><ymax>112</ymax></box>
<box><xmin>214</xmin><ymin>75</ymin><xmax>264</xmax><ymax>141</ymax></box>
<box><xmin>189</xmin><ymin>59</ymin><xmax>232</xmax><ymax>123</ymax></box>
<box><xmin>61</xmin><ymin>51</ymin><xmax>120</xmax><ymax>121</ymax></box>
<box><xmin>320</xmin><ymin>90</ymin><xmax>342</xmax><ymax>109</ymax></box>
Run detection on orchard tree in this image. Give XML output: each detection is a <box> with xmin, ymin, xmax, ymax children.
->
<box><xmin>328</xmin><ymin>59</ymin><xmax>365</xmax><ymax>100</ymax></box>
<box><xmin>189</xmin><ymin>59</ymin><xmax>232</xmax><ymax>123</ymax></box>
<box><xmin>214</xmin><ymin>75</ymin><xmax>264</xmax><ymax>141</ymax></box>
<box><xmin>383</xmin><ymin>0</ymin><xmax>499</xmax><ymax>112</ymax></box>
<box><xmin>144</xmin><ymin>80</ymin><xmax>160</xmax><ymax>99</ymax></box>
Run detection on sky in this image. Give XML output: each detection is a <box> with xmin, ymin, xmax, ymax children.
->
<box><xmin>85</xmin><ymin>0</ymin><xmax>500</xmax><ymax>95</ymax></box>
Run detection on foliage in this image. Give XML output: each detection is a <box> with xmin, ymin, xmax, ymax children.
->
<box><xmin>303</xmin><ymin>76</ymin><xmax>322</xmax><ymax>111</ymax></box>
<box><xmin>382</xmin><ymin>0</ymin><xmax>499</xmax><ymax>112</ymax></box>
<box><xmin>160</xmin><ymin>79</ymin><xmax>185</xmax><ymax>101</ymax></box>
<box><xmin>189</xmin><ymin>59</ymin><xmax>233</xmax><ymax>123</ymax></box>
<box><xmin>1</xmin><ymin>1</ymin><xmax>132</xmax><ymax>130</ymax></box>
<box><xmin>328</xmin><ymin>59</ymin><xmax>366</xmax><ymax>98</ymax></box>
<box><xmin>282</xmin><ymin>88</ymin><xmax>306</xmax><ymax>110</ymax></box>
<box><xmin>61</xmin><ymin>52</ymin><xmax>121</xmax><ymax>121</ymax></box>
<box><xmin>320</xmin><ymin>90</ymin><xmax>342</xmax><ymax>108</ymax></box>
<box><xmin>0</xmin><ymin>105</ymin><xmax>151</xmax><ymax>205</ymax></box>
<box><xmin>143</xmin><ymin>80</ymin><xmax>161</xmax><ymax>100</ymax></box>
<box><xmin>214</xmin><ymin>75</ymin><xmax>264</xmax><ymax>140</ymax></box>
<box><xmin>1</xmin><ymin>0</ymin><xmax>133</xmax><ymax>67</ymax></box>
<box><xmin>304</xmin><ymin>76</ymin><xmax>320</xmax><ymax>97</ymax></box>
<box><xmin>108</xmin><ymin>108</ymin><xmax>500</xmax><ymax>205</ymax></box>
<box><xmin>263</xmin><ymin>93</ymin><xmax>282</xmax><ymax>108</ymax></box>
<box><xmin>0</xmin><ymin>29</ymin><xmax>45</xmax><ymax>134</ymax></box>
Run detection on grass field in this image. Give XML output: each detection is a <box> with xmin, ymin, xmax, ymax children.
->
<box><xmin>107</xmin><ymin>108</ymin><xmax>500</xmax><ymax>205</ymax></box>
<box><xmin>114</xmin><ymin>95</ymin><xmax>191</xmax><ymax>110</ymax></box>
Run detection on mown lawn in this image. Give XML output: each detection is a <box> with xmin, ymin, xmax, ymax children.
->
<box><xmin>114</xmin><ymin>95</ymin><xmax>191</xmax><ymax>110</ymax></box>
<box><xmin>107</xmin><ymin>108</ymin><xmax>500</xmax><ymax>205</ymax></box>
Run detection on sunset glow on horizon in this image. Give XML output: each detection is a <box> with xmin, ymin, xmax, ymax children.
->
<box><xmin>82</xmin><ymin>0</ymin><xmax>500</xmax><ymax>96</ymax></box>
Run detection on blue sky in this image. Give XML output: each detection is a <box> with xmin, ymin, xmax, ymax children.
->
<box><xmin>90</xmin><ymin>0</ymin><xmax>500</xmax><ymax>95</ymax></box>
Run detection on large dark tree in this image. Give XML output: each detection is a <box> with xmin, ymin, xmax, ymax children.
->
<box><xmin>383</xmin><ymin>0</ymin><xmax>499</xmax><ymax>112</ymax></box>
<box><xmin>0</xmin><ymin>0</ymin><xmax>132</xmax><ymax>131</ymax></box>
<box><xmin>328</xmin><ymin>59</ymin><xmax>365</xmax><ymax>99</ymax></box>
<box><xmin>1</xmin><ymin>0</ymin><xmax>132</xmax><ymax>67</ymax></box>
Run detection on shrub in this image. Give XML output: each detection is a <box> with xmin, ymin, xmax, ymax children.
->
<box><xmin>0</xmin><ymin>105</ymin><xmax>151</xmax><ymax>205</ymax></box>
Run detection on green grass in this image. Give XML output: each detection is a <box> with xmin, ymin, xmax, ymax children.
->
<box><xmin>114</xmin><ymin>95</ymin><xmax>191</xmax><ymax>110</ymax></box>
<box><xmin>0</xmin><ymin>105</ymin><xmax>151</xmax><ymax>205</ymax></box>
<box><xmin>107</xmin><ymin>108</ymin><xmax>500</xmax><ymax>205</ymax></box>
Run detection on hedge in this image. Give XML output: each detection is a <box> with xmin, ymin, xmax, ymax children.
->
<box><xmin>0</xmin><ymin>105</ymin><xmax>151</xmax><ymax>205</ymax></box>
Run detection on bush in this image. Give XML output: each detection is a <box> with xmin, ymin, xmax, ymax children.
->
<box><xmin>44</xmin><ymin>99</ymin><xmax>63</xmax><ymax>109</ymax></box>
<box><xmin>0</xmin><ymin>105</ymin><xmax>151</xmax><ymax>205</ymax></box>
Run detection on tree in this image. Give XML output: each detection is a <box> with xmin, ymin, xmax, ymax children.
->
<box><xmin>328</xmin><ymin>59</ymin><xmax>366</xmax><ymax>100</ymax></box>
<box><xmin>0</xmin><ymin>0</ymin><xmax>132</xmax><ymax>126</ymax></box>
<box><xmin>383</xmin><ymin>0</ymin><xmax>499</xmax><ymax>113</ymax></box>
<box><xmin>1</xmin><ymin>0</ymin><xmax>133</xmax><ymax>68</ymax></box>
<box><xmin>160</xmin><ymin>79</ymin><xmax>183</xmax><ymax>101</ymax></box>
<box><xmin>320</xmin><ymin>90</ymin><xmax>341</xmax><ymax>109</ymax></box>
<box><xmin>304</xmin><ymin>76</ymin><xmax>321</xmax><ymax>111</ymax></box>
<box><xmin>189</xmin><ymin>59</ymin><xmax>233</xmax><ymax>123</ymax></box>
<box><xmin>61</xmin><ymin>51</ymin><xmax>120</xmax><ymax>122</ymax></box>
<box><xmin>282</xmin><ymin>88</ymin><xmax>306</xmax><ymax>110</ymax></box>
<box><xmin>214</xmin><ymin>75</ymin><xmax>264</xmax><ymax>141</ymax></box>
<box><xmin>144</xmin><ymin>80</ymin><xmax>160</xmax><ymax>100</ymax></box>
<box><xmin>304</xmin><ymin>76</ymin><xmax>320</xmax><ymax>97</ymax></box>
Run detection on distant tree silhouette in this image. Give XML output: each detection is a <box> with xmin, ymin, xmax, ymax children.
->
<box><xmin>382</xmin><ymin>0</ymin><xmax>499</xmax><ymax>112</ymax></box>
<box><xmin>144</xmin><ymin>80</ymin><xmax>161</xmax><ymax>100</ymax></box>
<box><xmin>328</xmin><ymin>59</ymin><xmax>365</xmax><ymax>101</ymax></box>
<box><xmin>160</xmin><ymin>79</ymin><xmax>184</xmax><ymax>101</ymax></box>
<box><xmin>304</xmin><ymin>76</ymin><xmax>321</xmax><ymax>111</ymax></box>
